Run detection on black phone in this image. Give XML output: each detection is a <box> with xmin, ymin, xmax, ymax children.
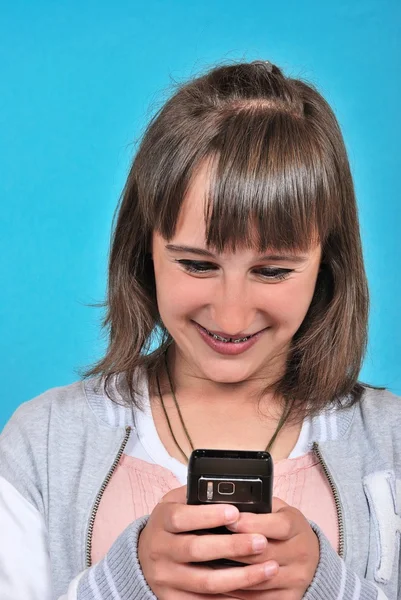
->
<box><xmin>187</xmin><ymin>448</ymin><xmax>273</xmax><ymax>567</ymax></box>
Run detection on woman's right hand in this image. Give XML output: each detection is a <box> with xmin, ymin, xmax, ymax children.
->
<box><xmin>138</xmin><ymin>486</ymin><xmax>279</xmax><ymax>600</ymax></box>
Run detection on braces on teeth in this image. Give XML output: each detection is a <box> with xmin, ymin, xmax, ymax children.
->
<box><xmin>205</xmin><ymin>329</ymin><xmax>251</xmax><ymax>343</ymax></box>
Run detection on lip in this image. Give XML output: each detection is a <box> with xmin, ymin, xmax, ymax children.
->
<box><xmin>193</xmin><ymin>322</ymin><xmax>268</xmax><ymax>356</ymax></box>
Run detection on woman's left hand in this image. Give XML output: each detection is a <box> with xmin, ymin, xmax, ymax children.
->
<box><xmin>225</xmin><ymin>497</ymin><xmax>320</xmax><ymax>599</ymax></box>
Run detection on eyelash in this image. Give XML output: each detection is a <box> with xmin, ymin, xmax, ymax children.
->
<box><xmin>175</xmin><ymin>260</ymin><xmax>293</xmax><ymax>281</ymax></box>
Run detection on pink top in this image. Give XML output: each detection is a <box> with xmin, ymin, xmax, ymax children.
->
<box><xmin>91</xmin><ymin>451</ymin><xmax>339</xmax><ymax>564</ymax></box>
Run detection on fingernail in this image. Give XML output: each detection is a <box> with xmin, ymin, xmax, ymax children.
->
<box><xmin>264</xmin><ymin>562</ymin><xmax>278</xmax><ymax>578</ymax></box>
<box><xmin>252</xmin><ymin>535</ymin><xmax>267</xmax><ymax>552</ymax></box>
<box><xmin>224</xmin><ymin>506</ymin><xmax>239</xmax><ymax>523</ymax></box>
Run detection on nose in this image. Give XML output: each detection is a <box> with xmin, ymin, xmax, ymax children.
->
<box><xmin>210</xmin><ymin>276</ymin><xmax>255</xmax><ymax>337</ymax></box>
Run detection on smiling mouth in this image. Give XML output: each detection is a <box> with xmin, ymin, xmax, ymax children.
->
<box><xmin>197</xmin><ymin>324</ymin><xmax>262</xmax><ymax>344</ymax></box>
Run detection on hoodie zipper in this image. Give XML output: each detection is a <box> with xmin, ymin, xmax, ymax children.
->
<box><xmin>85</xmin><ymin>426</ymin><xmax>132</xmax><ymax>568</ymax></box>
<box><xmin>313</xmin><ymin>441</ymin><xmax>345</xmax><ymax>559</ymax></box>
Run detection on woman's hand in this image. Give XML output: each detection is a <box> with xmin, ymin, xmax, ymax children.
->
<box><xmin>225</xmin><ymin>497</ymin><xmax>320</xmax><ymax>599</ymax></box>
<box><xmin>138</xmin><ymin>486</ymin><xmax>279</xmax><ymax>600</ymax></box>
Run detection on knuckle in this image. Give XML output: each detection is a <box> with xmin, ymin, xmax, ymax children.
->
<box><xmin>152</xmin><ymin>566</ymin><xmax>168</xmax><ymax>588</ymax></box>
<box><xmin>297</xmin><ymin>545</ymin><xmax>310</xmax><ymax>564</ymax></box>
<box><xmin>151</xmin><ymin>502</ymin><xmax>163</xmax><ymax>521</ymax></box>
<box><xmin>169</xmin><ymin>507</ymin><xmax>183</xmax><ymax>532</ymax></box>
<box><xmin>244</xmin><ymin>566</ymin><xmax>262</xmax><ymax>588</ymax></box>
<box><xmin>229</xmin><ymin>534</ymin><xmax>243</xmax><ymax>555</ymax></box>
<box><xmin>160</xmin><ymin>489</ymin><xmax>174</xmax><ymax>503</ymax></box>
<box><xmin>185</xmin><ymin>536</ymin><xmax>201</xmax><ymax>561</ymax></box>
<box><xmin>293</xmin><ymin>569</ymin><xmax>310</xmax><ymax>590</ymax></box>
<box><xmin>148</xmin><ymin>548</ymin><xmax>162</xmax><ymax>563</ymax></box>
<box><xmin>198</xmin><ymin>574</ymin><xmax>218</xmax><ymax>595</ymax></box>
<box><xmin>234</xmin><ymin>534</ymin><xmax>254</xmax><ymax>556</ymax></box>
<box><xmin>280</xmin><ymin>514</ymin><xmax>293</xmax><ymax>538</ymax></box>
<box><xmin>292</xmin><ymin>508</ymin><xmax>305</xmax><ymax>527</ymax></box>
<box><xmin>280</xmin><ymin>592</ymin><xmax>294</xmax><ymax>600</ymax></box>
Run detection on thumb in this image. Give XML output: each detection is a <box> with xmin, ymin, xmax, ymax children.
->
<box><xmin>160</xmin><ymin>484</ymin><xmax>187</xmax><ymax>504</ymax></box>
<box><xmin>272</xmin><ymin>496</ymin><xmax>290</xmax><ymax>512</ymax></box>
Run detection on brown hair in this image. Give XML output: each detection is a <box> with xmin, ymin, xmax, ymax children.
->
<box><xmin>85</xmin><ymin>60</ymin><xmax>370</xmax><ymax>421</ymax></box>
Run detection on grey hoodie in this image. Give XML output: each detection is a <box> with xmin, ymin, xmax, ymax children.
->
<box><xmin>0</xmin><ymin>376</ymin><xmax>400</xmax><ymax>599</ymax></box>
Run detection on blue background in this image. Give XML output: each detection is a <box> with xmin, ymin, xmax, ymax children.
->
<box><xmin>1</xmin><ymin>1</ymin><xmax>400</xmax><ymax>430</ymax></box>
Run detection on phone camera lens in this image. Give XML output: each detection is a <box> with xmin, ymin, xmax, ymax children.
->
<box><xmin>218</xmin><ymin>481</ymin><xmax>235</xmax><ymax>495</ymax></box>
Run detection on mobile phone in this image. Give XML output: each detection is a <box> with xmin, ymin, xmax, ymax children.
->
<box><xmin>187</xmin><ymin>448</ymin><xmax>273</xmax><ymax>567</ymax></box>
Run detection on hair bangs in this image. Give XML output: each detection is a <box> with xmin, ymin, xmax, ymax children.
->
<box><xmin>203</xmin><ymin>108</ymin><xmax>336</xmax><ymax>253</ymax></box>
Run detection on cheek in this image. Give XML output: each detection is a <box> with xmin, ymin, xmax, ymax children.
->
<box><xmin>155</xmin><ymin>268</ymin><xmax>210</xmax><ymax>319</ymax></box>
<box><xmin>264</xmin><ymin>279</ymin><xmax>317</xmax><ymax>325</ymax></box>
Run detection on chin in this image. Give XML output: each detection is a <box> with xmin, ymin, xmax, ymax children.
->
<box><xmin>199</xmin><ymin>361</ymin><xmax>254</xmax><ymax>384</ymax></box>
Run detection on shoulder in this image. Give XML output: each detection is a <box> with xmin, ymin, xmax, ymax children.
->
<box><xmin>347</xmin><ymin>386</ymin><xmax>401</xmax><ymax>449</ymax></box>
<box><xmin>358</xmin><ymin>386</ymin><xmax>401</xmax><ymax>423</ymax></box>
<box><xmin>0</xmin><ymin>370</ymin><xmax>147</xmax><ymax>446</ymax></box>
<box><xmin>1</xmin><ymin>380</ymin><xmax>89</xmax><ymax>442</ymax></box>
<box><xmin>0</xmin><ymin>374</ymin><xmax>143</xmax><ymax>511</ymax></box>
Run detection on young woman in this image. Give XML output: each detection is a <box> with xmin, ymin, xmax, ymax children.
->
<box><xmin>1</xmin><ymin>60</ymin><xmax>399</xmax><ymax>600</ymax></box>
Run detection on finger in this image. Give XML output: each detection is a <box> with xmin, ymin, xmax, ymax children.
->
<box><xmin>169</xmin><ymin>532</ymin><xmax>268</xmax><ymax>563</ymax></box>
<box><xmin>163</xmin><ymin>502</ymin><xmax>239</xmax><ymax>534</ymax></box>
<box><xmin>224</xmin><ymin>537</ymin><xmax>301</xmax><ymax>567</ymax></box>
<box><xmin>226</xmin><ymin>510</ymin><xmax>297</xmax><ymax>540</ymax></box>
<box><xmin>272</xmin><ymin>496</ymin><xmax>290</xmax><ymax>512</ymax></box>
<box><xmin>166</xmin><ymin>562</ymin><xmax>278</xmax><ymax>595</ymax></box>
<box><xmin>160</xmin><ymin>485</ymin><xmax>187</xmax><ymax>504</ymax></box>
<box><xmin>233</xmin><ymin>563</ymin><xmax>312</xmax><ymax>592</ymax></box>
<box><xmin>193</xmin><ymin>596</ymin><xmax>238</xmax><ymax>600</ymax></box>
<box><xmin>181</xmin><ymin>594</ymin><xmax>238</xmax><ymax>600</ymax></box>
<box><xmin>172</xmin><ymin>561</ymin><xmax>279</xmax><ymax>594</ymax></box>
<box><xmin>228</xmin><ymin>590</ymin><xmax>283</xmax><ymax>598</ymax></box>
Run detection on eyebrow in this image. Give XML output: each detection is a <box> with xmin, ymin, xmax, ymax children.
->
<box><xmin>165</xmin><ymin>244</ymin><xmax>309</xmax><ymax>263</ymax></box>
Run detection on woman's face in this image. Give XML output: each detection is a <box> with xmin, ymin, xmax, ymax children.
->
<box><xmin>152</xmin><ymin>165</ymin><xmax>322</xmax><ymax>385</ymax></box>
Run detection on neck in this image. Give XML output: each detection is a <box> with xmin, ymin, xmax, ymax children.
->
<box><xmin>149</xmin><ymin>344</ymin><xmax>298</xmax><ymax>463</ymax></box>
<box><xmin>155</xmin><ymin>343</ymin><xmax>284</xmax><ymax>417</ymax></box>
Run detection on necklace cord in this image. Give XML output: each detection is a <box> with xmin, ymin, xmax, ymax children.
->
<box><xmin>163</xmin><ymin>351</ymin><xmax>195</xmax><ymax>452</ymax></box>
<box><xmin>156</xmin><ymin>370</ymin><xmax>189</xmax><ymax>463</ymax></box>
<box><xmin>156</xmin><ymin>348</ymin><xmax>292</xmax><ymax>462</ymax></box>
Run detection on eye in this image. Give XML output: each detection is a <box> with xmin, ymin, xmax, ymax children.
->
<box><xmin>253</xmin><ymin>267</ymin><xmax>293</xmax><ymax>281</ymax></box>
<box><xmin>175</xmin><ymin>260</ymin><xmax>217</xmax><ymax>273</ymax></box>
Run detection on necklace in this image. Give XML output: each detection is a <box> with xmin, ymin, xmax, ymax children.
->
<box><xmin>155</xmin><ymin>349</ymin><xmax>292</xmax><ymax>463</ymax></box>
